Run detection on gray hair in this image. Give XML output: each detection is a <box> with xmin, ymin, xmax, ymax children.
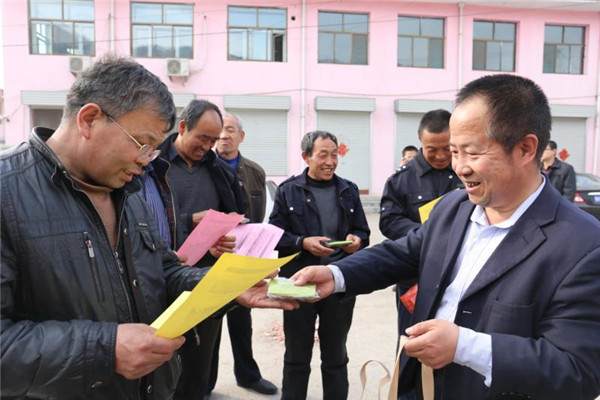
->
<box><xmin>64</xmin><ymin>54</ymin><xmax>176</xmax><ymax>132</ymax></box>
<box><xmin>301</xmin><ymin>130</ymin><xmax>338</xmax><ymax>156</ymax></box>
<box><xmin>224</xmin><ymin>112</ymin><xmax>244</xmax><ymax>131</ymax></box>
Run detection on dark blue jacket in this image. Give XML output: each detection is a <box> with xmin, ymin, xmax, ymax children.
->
<box><xmin>379</xmin><ymin>150</ymin><xmax>462</xmax><ymax>240</ymax></box>
<box><xmin>269</xmin><ymin>168</ymin><xmax>370</xmax><ymax>277</ymax></box>
<box><xmin>338</xmin><ymin>181</ymin><xmax>600</xmax><ymax>400</ymax></box>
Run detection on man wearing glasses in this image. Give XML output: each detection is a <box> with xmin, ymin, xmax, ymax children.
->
<box><xmin>0</xmin><ymin>56</ymin><xmax>297</xmax><ymax>400</ymax></box>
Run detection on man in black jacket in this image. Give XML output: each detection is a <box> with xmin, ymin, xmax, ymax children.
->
<box><xmin>0</xmin><ymin>56</ymin><xmax>296</xmax><ymax>400</ymax></box>
<box><xmin>541</xmin><ymin>140</ymin><xmax>576</xmax><ymax>202</ymax></box>
<box><xmin>269</xmin><ymin>131</ymin><xmax>370</xmax><ymax>400</ymax></box>
<box><xmin>157</xmin><ymin>100</ymin><xmax>245</xmax><ymax>400</ymax></box>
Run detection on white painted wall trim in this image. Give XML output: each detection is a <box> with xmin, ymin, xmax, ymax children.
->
<box><xmin>550</xmin><ymin>104</ymin><xmax>596</xmax><ymax>118</ymax></box>
<box><xmin>22</xmin><ymin>90</ymin><xmax>195</xmax><ymax>110</ymax></box>
<box><xmin>21</xmin><ymin>91</ymin><xmax>67</xmax><ymax>107</ymax></box>
<box><xmin>315</xmin><ymin>96</ymin><xmax>376</xmax><ymax>112</ymax></box>
<box><xmin>224</xmin><ymin>95</ymin><xmax>291</xmax><ymax>110</ymax></box>
<box><xmin>172</xmin><ymin>93</ymin><xmax>196</xmax><ymax>108</ymax></box>
<box><xmin>394</xmin><ymin>99</ymin><xmax>454</xmax><ymax>113</ymax></box>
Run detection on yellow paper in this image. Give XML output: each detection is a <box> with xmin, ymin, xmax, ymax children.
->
<box><xmin>152</xmin><ymin>252</ymin><xmax>298</xmax><ymax>338</ymax></box>
<box><xmin>418</xmin><ymin>196</ymin><xmax>443</xmax><ymax>223</ymax></box>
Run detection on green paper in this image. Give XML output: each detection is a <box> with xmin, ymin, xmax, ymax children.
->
<box><xmin>267</xmin><ymin>277</ymin><xmax>318</xmax><ymax>299</ymax></box>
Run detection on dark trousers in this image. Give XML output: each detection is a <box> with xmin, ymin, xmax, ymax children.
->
<box><xmin>174</xmin><ymin>317</ymin><xmax>222</xmax><ymax>400</ymax></box>
<box><xmin>281</xmin><ymin>294</ymin><xmax>356</xmax><ymax>400</ymax></box>
<box><xmin>207</xmin><ymin>306</ymin><xmax>262</xmax><ymax>392</ymax></box>
<box><xmin>396</xmin><ymin>283</ymin><xmax>416</xmax><ymax>400</ymax></box>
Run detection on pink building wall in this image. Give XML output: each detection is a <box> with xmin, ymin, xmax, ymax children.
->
<box><xmin>2</xmin><ymin>0</ymin><xmax>599</xmax><ymax>195</ymax></box>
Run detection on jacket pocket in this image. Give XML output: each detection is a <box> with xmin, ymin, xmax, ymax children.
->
<box><xmin>408</xmin><ymin>191</ymin><xmax>436</xmax><ymax>205</ymax></box>
<box><xmin>83</xmin><ymin>232</ymin><xmax>104</xmax><ymax>303</ymax></box>
<box><xmin>489</xmin><ymin>300</ymin><xmax>537</xmax><ymax>337</ymax></box>
<box><xmin>139</xmin><ymin>226</ymin><xmax>158</xmax><ymax>252</ymax></box>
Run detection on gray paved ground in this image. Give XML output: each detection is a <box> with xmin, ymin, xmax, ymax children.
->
<box><xmin>209</xmin><ymin>212</ymin><xmax>398</xmax><ymax>399</ymax></box>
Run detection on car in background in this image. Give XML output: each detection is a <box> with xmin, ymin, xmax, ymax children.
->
<box><xmin>574</xmin><ymin>173</ymin><xmax>600</xmax><ymax>220</ymax></box>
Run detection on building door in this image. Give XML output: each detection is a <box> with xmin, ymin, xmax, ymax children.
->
<box><xmin>316</xmin><ymin>110</ymin><xmax>371</xmax><ymax>192</ymax></box>
<box><xmin>226</xmin><ymin>109</ymin><xmax>288</xmax><ymax>176</ymax></box>
<box><xmin>395</xmin><ymin>112</ymin><xmax>423</xmax><ymax>168</ymax></box>
<box><xmin>551</xmin><ymin>117</ymin><xmax>586</xmax><ymax>171</ymax></box>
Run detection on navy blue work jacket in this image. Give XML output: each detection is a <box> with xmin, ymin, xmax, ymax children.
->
<box><xmin>269</xmin><ymin>168</ymin><xmax>370</xmax><ymax>277</ymax></box>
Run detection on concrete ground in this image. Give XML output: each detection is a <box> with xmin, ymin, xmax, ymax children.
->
<box><xmin>209</xmin><ymin>212</ymin><xmax>398</xmax><ymax>400</ymax></box>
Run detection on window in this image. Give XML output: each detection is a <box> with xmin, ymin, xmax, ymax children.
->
<box><xmin>29</xmin><ymin>0</ymin><xmax>94</xmax><ymax>55</ymax></box>
<box><xmin>318</xmin><ymin>11</ymin><xmax>368</xmax><ymax>65</ymax></box>
<box><xmin>472</xmin><ymin>21</ymin><xmax>515</xmax><ymax>72</ymax></box>
<box><xmin>543</xmin><ymin>25</ymin><xmax>584</xmax><ymax>74</ymax></box>
<box><xmin>228</xmin><ymin>7</ymin><xmax>287</xmax><ymax>62</ymax></box>
<box><xmin>131</xmin><ymin>2</ymin><xmax>193</xmax><ymax>58</ymax></box>
<box><xmin>397</xmin><ymin>16</ymin><xmax>444</xmax><ymax>68</ymax></box>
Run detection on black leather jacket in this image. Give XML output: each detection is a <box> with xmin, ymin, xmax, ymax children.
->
<box><xmin>1</xmin><ymin>128</ymin><xmax>207</xmax><ymax>400</ymax></box>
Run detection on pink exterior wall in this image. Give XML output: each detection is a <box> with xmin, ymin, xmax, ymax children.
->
<box><xmin>2</xmin><ymin>1</ymin><xmax>599</xmax><ymax>194</ymax></box>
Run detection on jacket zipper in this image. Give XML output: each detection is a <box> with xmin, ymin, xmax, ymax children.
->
<box><xmin>113</xmin><ymin>194</ymin><xmax>135</xmax><ymax>322</ymax></box>
<box><xmin>84</xmin><ymin>232</ymin><xmax>104</xmax><ymax>302</ymax></box>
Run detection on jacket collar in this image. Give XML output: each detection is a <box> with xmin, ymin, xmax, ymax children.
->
<box><xmin>413</xmin><ymin>149</ymin><xmax>454</xmax><ymax>178</ymax></box>
<box><xmin>453</xmin><ymin>178</ymin><xmax>557</xmax><ymax>303</ymax></box>
<box><xmin>294</xmin><ymin>168</ymin><xmax>350</xmax><ymax>194</ymax></box>
<box><xmin>31</xmin><ymin>126</ymin><xmax>141</xmax><ymax>194</ymax></box>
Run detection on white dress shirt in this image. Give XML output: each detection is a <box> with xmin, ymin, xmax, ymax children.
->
<box><xmin>328</xmin><ymin>177</ymin><xmax>545</xmax><ymax>386</ymax></box>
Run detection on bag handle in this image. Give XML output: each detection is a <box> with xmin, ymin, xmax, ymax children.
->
<box><xmin>360</xmin><ymin>335</ymin><xmax>434</xmax><ymax>400</ymax></box>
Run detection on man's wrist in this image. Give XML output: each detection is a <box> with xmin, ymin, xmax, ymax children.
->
<box><xmin>325</xmin><ymin>265</ymin><xmax>346</xmax><ymax>293</ymax></box>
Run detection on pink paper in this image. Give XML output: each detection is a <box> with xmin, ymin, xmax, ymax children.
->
<box><xmin>177</xmin><ymin>210</ymin><xmax>244</xmax><ymax>266</ymax></box>
<box><xmin>228</xmin><ymin>223</ymin><xmax>284</xmax><ymax>258</ymax></box>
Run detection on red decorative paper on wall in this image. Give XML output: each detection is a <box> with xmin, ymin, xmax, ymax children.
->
<box><xmin>558</xmin><ymin>148</ymin><xmax>570</xmax><ymax>161</ymax></box>
<box><xmin>338</xmin><ymin>142</ymin><xmax>349</xmax><ymax>157</ymax></box>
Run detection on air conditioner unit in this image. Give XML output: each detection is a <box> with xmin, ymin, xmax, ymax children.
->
<box><xmin>166</xmin><ymin>58</ymin><xmax>189</xmax><ymax>77</ymax></box>
<box><xmin>69</xmin><ymin>56</ymin><xmax>92</xmax><ymax>74</ymax></box>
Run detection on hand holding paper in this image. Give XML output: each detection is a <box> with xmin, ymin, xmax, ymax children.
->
<box><xmin>290</xmin><ymin>265</ymin><xmax>336</xmax><ymax>301</ymax></box>
<box><xmin>152</xmin><ymin>252</ymin><xmax>300</xmax><ymax>338</ymax></box>
<box><xmin>177</xmin><ymin>210</ymin><xmax>243</xmax><ymax>266</ymax></box>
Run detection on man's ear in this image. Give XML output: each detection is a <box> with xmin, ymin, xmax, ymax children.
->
<box><xmin>76</xmin><ymin>103</ymin><xmax>103</xmax><ymax>139</ymax></box>
<box><xmin>178</xmin><ymin>120</ymin><xmax>187</xmax><ymax>135</ymax></box>
<box><xmin>301</xmin><ymin>151</ymin><xmax>309</xmax><ymax>164</ymax></box>
<box><xmin>517</xmin><ymin>134</ymin><xmax>539</xmax><ymax>165</ymax></box>
<box><xmin>239</xmin><ymin>130</ymin><xmax>245</xmax><ymax>144</ymax></box>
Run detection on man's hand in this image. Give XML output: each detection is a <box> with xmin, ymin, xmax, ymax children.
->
<box><xmin>404</xmin><ymin>319</ymin><xmax>459</xmax><ymax>369</ymax></box>
<box><xmin>291</xmin><ymin>265</ymin><xmax>335</xmax><ymax>300</ymax></box>
<box><xmin>115</xmin><ymin>324</ymin><xmax>185</xmax><ymax>380</ymax></box>
<box><xmin>302</xmin><ymin>236</ymin><xmax>335</xmax><ymax>257</ymax></box>
<box><xmin>342</xmin><ymin>234</ymin><xmax>361</xmax><ymax>254</ymax></box>
<box><xmin>209</xmin><ymin>235</ymin><xmax>236</xmax><ymax>258</ymax></box>
<box><xmin>192</xmin><ymin>210</ymin><xmax>208</xmax><ymax>226</ymax></box>
<box><xmin>236</xmin><ymin>281</ymin><xmax>299</xmax><ymax>310</ymax></box>
<box><xmin>174</xmin><ymin>251</ymin><xmax>188</xmax><ymax>264</ymax></box>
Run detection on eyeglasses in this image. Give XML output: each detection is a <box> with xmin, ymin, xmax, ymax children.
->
<box><xmin>105</xmin><ymin>114</ymin><xmax>161</xmax><ymax>163</ymax></box>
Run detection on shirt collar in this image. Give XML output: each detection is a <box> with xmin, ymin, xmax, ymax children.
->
<box><xmin>470</xmin><ymin>175</ymin><xmax>546</xmax><ymax>229</ymax></box>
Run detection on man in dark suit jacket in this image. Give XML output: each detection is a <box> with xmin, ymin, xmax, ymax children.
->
<box><xmin>292</xmin><ymin>74</ymin><xmax>600</xmax><ymax>399</ymax></box>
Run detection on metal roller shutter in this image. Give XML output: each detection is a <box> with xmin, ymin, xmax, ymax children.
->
<box><xmin>226</xmin><ymin>109</ymin><xmax>288</xmax><ymax>175</ymax></box>
<box><xmin>395</xmin><ymin>112</ymin><xmax>423</xmax><ymax>167</ymax></box>
<box><xmin>550</xmin><ymin>117</ymin><xmax>586</xmax><ymax>172</ymax></box>
<box><xmin>316</xmin><ymin>110</ymin><xmax>371</xmax><ymax>191</ymax></box>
